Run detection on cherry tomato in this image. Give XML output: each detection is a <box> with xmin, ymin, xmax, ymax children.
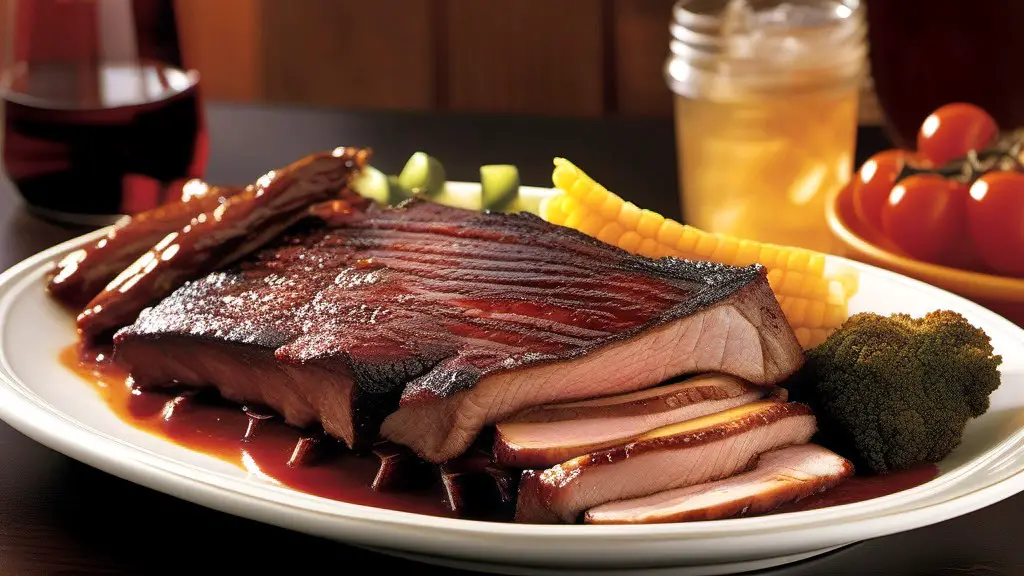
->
<box><xmin>967</xmin><ymin>171</ymin><xmax>1024</xmax><ymax>276</ymax></box>
<box><xmin>882</xmin><ymin>174</ymin><xmax>968</xmax><ymax>262</ymax></box>
<box><xmin>852</xmin><ymin>149</ymin><xmax>910</xmax><ymax>234</ymax></box>
<box><xmin>917</xmin><ymin>103</ymin><xmax>999</xmax><ymax>166</ymax></box>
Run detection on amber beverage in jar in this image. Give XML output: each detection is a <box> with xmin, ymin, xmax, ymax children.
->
<box><xmin>865</xmin><ymin>0</ymin><xmax>1024</xmax><ymax>149</ymax></box>
<box><xmin>666</xmin><ymin>0</ymin><xmax>865</xmax><ymax>251</ymax></box>
<box><xmin>0</xmin><ymin>0</ymin><xmax>208</xmax><ymax>225</ymax></box>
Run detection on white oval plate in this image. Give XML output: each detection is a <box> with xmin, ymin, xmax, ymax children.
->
<box><xmin>0</xmin><ymin>184</ymin><xmax>1023</xmax><ymax>575</ymax></box>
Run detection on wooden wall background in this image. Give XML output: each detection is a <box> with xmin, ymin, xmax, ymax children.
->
<box><xmin>2</xmin><ymin>0</ymin><xmax>883</xmax><ymax>122</ymax></box>
<box><xmin>173</xmin><ymin>0</ymin><xmax>674</xmax><ymax>117</ymax></box>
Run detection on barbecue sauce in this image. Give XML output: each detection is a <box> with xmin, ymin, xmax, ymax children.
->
<box><xmin>59</xmin><ymin>344</ymin><xmax>938</xmax><ymax>522</ymax></box>
<box><xmin>60</xmin><ymin>343</ymin><xmax>456</xmax><ymax>518</ymax></box>
<box><xmin>779</xmin><ymin>463</ymin><xmax>939</xmax><ymax>513</ymax></box>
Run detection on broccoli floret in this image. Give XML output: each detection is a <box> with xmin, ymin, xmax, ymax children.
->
<box><xmin>787</xmin><ymin>310</ymin><xmax>1002</xmax><ymax>475</ymax></box>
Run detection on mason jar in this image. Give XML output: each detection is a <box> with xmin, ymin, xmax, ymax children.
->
<box><xmin>666</xmin><ymin>0</ymin><xmax>866</xmax><ymax>251</ymax></box>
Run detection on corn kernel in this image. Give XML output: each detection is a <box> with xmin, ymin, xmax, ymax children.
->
<box><xmin>693</xmin><ymin>234</ymin><xmax>719</xmax><ymax>258</ymax></box>
<box><xmin>552</xmin><ymin>162</ymin><xmax>576</xmax><ymax>191</ymax></box>
<box><xmin>599</xmin><ymin>195</ymin><xmax>625</xmax><ymax>220</ymax></box>
<box><xmin>734</xmin><ymin>240</ymin><xmax>762</xmax><ymax>267</ymax></box>
<box><xmin>636</xmin><ymin>210</ymin><xmax>666</xmax><ymax>239</ymax></box>
<box><xmin>656</xmin><ymin>244</ymin><xmax>682</xmax><ymax>258</ymax></box>
<box><xmin>568</xmin><ymin>178</ymin><xmax>591</xmax><ymax>200</ymax></box>
<box><xmin>779</xmin><ymin>271</ymin><xmax>803</xmax><ymax>297</ymax></box>
<box><xmin>808</xmin><ymin>300</ymin><xmax>826</xmax><ymax>328</ymax></box>
<box><xmin>676</xmin><ymin>228</ymin><xmax>700</xmax><ymax>254</ymax></box>
<box><xmin>794</xmin><ymin>327</ymin><xmax>812</xmax><ymax>349</ymax></box>
<box><xmin>786</xmin><ymin>250</ymin><xmax>810</xmax><ymax>274</ymax></box>
<box><xmin>584</xmin><ymin>185</ymin><xmax>609</xmax><ymax>209</ymax></box>
<box><xmin>759</xmin><ymin>245</ymin><xmax>780</xmax><ymax>269</ymax></box>
<box><xmin>710</xmin><ymin>235</ymin><xmax>739</xmax><ymax>264</ymax></box>
<box><xmin>618</xmin><ymin>230</ymin><xmax>642</xmax><ymax>253</ymax></box>
<box><xmin>596</xmin><ymin>222</ymin><xmax>625</xmax><ymax>246</ymax></box>
<box><xmin>618</xmin><ymin>202</ymin><xmax>643</xmax><ymax>231</ymax></box>
<box><xmin>538</xmin><ymin>194</ymin><xmax>561</xmax><ymax>222</ymax></box>
<box><xmin>656</xmin><ymin>219</ymin><xmax>685</xmax><ymax>248</ymax></box>
<box><xmin>563</xmin><ymin>205</ymin><xmax>590</xmax><ymax>229</ymax></box>
<box><xmin>560</xmin><ymin>194</ymin><xmax>581</xmax><ymax>215</ymax></box>
<box><xmin>807</xmin><ymin>253</ymin><xmax>827</xmax><ymax>277</ymax></box>
<box><xmin>826</xmin><ymin>281</ymin><xmax>846</xmax><ymax>305</ymax></box>
<box><xmin>807</xmin><ymin>328</ymin><xmax>832</xmax><ymax>348</ymax></box>
<box><xmin>788</xmin><ymin>297</ymin><xmax>809</xmax><ymax>325</ymax></box>
<box><xmin>825</xmin><ymin>302</ymin><xmax>848</xmax><ymax>327</ymax></box>
<box><xmin>577</xmin><ymin>212</ymin><xmax>606</xmax><ymax>237</ymax></box>
<box><xmin>637</xmin><ymin>238</ymin><xmax>661</xmax><ymax>258</ymax></box>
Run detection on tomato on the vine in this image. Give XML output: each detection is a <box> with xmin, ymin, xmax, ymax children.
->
<box><xmin>967</xmin><ymin>171</ymin><xmax>1024</xmax><ymax>276</ymax></box>
<box><xmin>882</xmin><ymin>174</ymin><xmax>968</xmax><ymax>262</ymax></box>
<box><xmin>917</xmin><ymin>103</ymin><xmax>999</xmax><ymax>166</ymax></box>
<box><xmin>852</xmin><ymin>149</ymin><xmax>910</xmax><ymax>234</ymax></box>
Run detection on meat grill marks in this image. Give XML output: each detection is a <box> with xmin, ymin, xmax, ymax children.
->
<box><xmin>115</xmin><ymin>198</ymin><xmax>804</xmax><ymax>460</ymax></box>
<box><xmin>493</xmin><ymin>374</ymin><xmax>783</xmax><ymax>468</ymax></box>
<box><xmin>381</xmin><ymin>253</ymin><xmax>803</xmax><ymax>462</ymax></box>
<box><xmin>584</xmin><ymin>444</ymin><xmax>854</xmax><ymax>524</ymax></box>
<box><xmin>514</xmin><ymin>401</ymin><xmax>817</xmax><ymax>524</ymax></box>
<box><xmin>79</xmin><ymin>147</ymin><xmax>370</xmax><ymax>341</ymax></box>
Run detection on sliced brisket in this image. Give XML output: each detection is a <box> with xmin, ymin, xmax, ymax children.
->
<box><xmin>514</xmin><ymin>401</ymin><xmax>817</xmax><ymax>523</ymax></box>
<box><xmin>584</xmin><ymin>444</ymin><xmax>854</xmax><ymax>524</ymax></box>
<box><xmin>115</xmin><ymin>198</ymin><xmax>803</xmax><ymax>457</ymax></box>
<box><xmin>494</xmin><ymin>374</ymin><xmax>782</xmax><ymax>468</ymax></box>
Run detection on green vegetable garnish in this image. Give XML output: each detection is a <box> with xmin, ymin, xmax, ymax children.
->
<box><xmin>480</xmin><ymin>164</ymin><xmax>520</xmax><ymax>211</ymax></box>
<box><xmin>398</xmin><ymin>151</ymin><xmax>446</xmax><ymax>196</ymax></box>
<box><xmin>352</xmin><ymin>166</ymin><xmax>391</xmax><ymax>205</ymax></box>
<box><xmin>788</xmin><ymin>310</ymin><xmax>1002</xmax><ymax>474</ymax></box>
<box><xmin>427</xmin><ymin>184</ymin><xmax>483</xmax><ymax>211</ymax></box>
<box><xmin>387</xmin><ymin>175</ymin><xmax>413</xmax><ymax>203</ymax></box>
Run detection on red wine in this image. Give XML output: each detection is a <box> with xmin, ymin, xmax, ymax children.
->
<box><xmin>2</xmin><ymin>60</ymin><xmax>208</xmax><ymax>223</ymax></box>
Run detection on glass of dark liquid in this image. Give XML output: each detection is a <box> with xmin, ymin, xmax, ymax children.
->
<box><xmin>1</xmin><ymin>0</ymin><xmax>208</xmax><ymax>225</ymax></box>
<box><xmin>866</xmin><ymin>0</ymin><xmax>1024</xmax><ymax>149</ymax></box>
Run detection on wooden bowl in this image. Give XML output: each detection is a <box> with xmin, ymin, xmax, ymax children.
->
<box><xmin>825</xmin><ymin>184</ymin><xmax>1024</xmax><ymax>326</ymax></box>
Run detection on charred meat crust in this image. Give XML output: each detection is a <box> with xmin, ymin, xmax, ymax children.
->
<box><xmin>115</xmin><ymin>198</ymin><xmax>802</xmax><ymax>452</ymax></box>
<box><xmin>79</xmin><ymin>148</ymin><xmax>370</xmax><ymax>341</ymax></box>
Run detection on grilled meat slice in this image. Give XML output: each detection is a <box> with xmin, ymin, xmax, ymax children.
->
<box><xmin>47</xmin><ymin>182</ymin><xmax>246</xmax><ymax>309</ymax></box>
<box><xmin>115</xmin><ymin>199</ymin><xmax>803</xmax><ymax>455</ymax></box>
<box><xmin>79</xmin><ymin>147</ymin><xmax>369</xmax><ymax>341</ymax></box>
<box><xmin>514</xmin><ymin>401</ymin><xmax>816</xmax><ymax>523</ymax></box>
<box><xmin>382</xmin><ymin>266</ymin><xmax>802</xmax><ymax>462</ymax></box>
<box><xmin>494</xmin><ymin>375</ymin><xmax>783</xmax><ymax>468</ymax></box>
<box><xmin>584</xmin><ymin>443</ymin><xmax>854</xmax><ymax>524</ymax></box>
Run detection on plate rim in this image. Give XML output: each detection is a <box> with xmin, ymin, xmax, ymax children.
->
<box><xmin>1</xmin><ymin>189</ymin><xmax>1024</xmax><ymax>549</ymax></box>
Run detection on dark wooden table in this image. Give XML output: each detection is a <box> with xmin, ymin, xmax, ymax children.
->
<box><xmin>0</xmin><ymin>103</ymin><xmax>1019</xmax><ymax>576</ymax></box>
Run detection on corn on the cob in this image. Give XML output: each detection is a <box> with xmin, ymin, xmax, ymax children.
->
<box><xmin>545</xmin><ymin>158</ymin><xmax>859</xmax><ymax>349</ymax></box>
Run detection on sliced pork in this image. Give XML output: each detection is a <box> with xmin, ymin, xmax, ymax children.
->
<box><xmin>514</xmin><ymin>401</ymin><xmax>816</xmax><ymax>524</ymax></box>
<box><xmin>494</xmin><ymin>374</ymin><xmax>784</xmax><ymax>468</ymax></box>
<box><xmin>584</xmin><ymin>444</ymin><xmax>854</xmax><ymax>524</ymax></box>
<box><xmin>79</xmin><ymin>147</ymin><xmax>370</xmax><ymax>340</ymax></box>
<box><xmin>115</xmin><ymin>198</ymin><xmax>803</xmax><ymax>456</ymax></box>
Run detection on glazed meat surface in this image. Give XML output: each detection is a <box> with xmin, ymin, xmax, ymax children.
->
<box><xmin>115</xmin><ymin>199</ymin><xmax>804</xmax><ymax>456</ymax></box>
